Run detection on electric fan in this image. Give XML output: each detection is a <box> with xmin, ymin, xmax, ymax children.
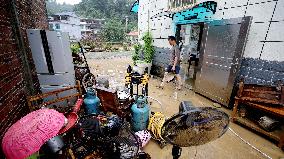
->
<box><xmin>161</xmin><ymin>102</ymin><xmax>230</xmax><ymax>159</ymax></box>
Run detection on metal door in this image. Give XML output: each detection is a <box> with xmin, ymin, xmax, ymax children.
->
<box><xmin>195</xmin><ymin>17</ymin><xmax>251</xmax><ymax>107</ymax></box>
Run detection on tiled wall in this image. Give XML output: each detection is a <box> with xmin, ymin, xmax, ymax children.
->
<box><xmin>0</xmin><ymin>0</ymin><xmax>47</xmax><ymax>157</ymax></box>
<box><xmin>213</xmin><ymin>0</ymin><xmax>284</xmax><ymax>85</ymax></box>
<box><xmin>138</xmin><ymin>0</ymin><xmax>174</xmax><ymax>73</ymax></box>
<box><xmin>139</xmin><ymin>0</ymin><xmax>284</xmax><ymax>84</ymax></box>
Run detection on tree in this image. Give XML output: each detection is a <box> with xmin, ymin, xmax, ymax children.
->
<box><xmin>75</xmin><ymin>0</ymin><xmax>137</xmax><ymax>19</ymax></box>
<box><xmin>74</xmin><ymin>0</ymin><xmax>138</xmax><ymax>33</ymax></box>
<box><xmin>46</xmin><ymin>0</ymin><xmax>74</xmax><ymax>15</ymax></box>
<box><xmin>101</xmin><ymin>18</ymin><xmax>125</xmax><ymax>42</ymax></box>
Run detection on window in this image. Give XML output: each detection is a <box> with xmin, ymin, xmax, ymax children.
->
<box><xmin>49</xmin><ymin>24</ymin><xmax>54</xmax><ymax>30</ymax></box>
<box><xmin>61</xmin><ymin>15</ymin><xmax>68</xmax><ymax>20</ymax></box>
<box><xmin>169</xmin><ymin>0</ymin><xmax>197</xmax><ymax>10</ymax></box>
<box><xmin>55</xmin><ymin>24</ymin><xmax>60</xmax><ymax>29</ymax></box>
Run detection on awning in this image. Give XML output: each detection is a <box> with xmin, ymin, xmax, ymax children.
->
<box><xmin>151</xmin><ymin>1</ymin><xmax>217</xmax><ymax>24</ymax></box>
<box><xmin>130</xmin><ymin>0</ymin><xmax>139</xmax><ymax>13</ymax></box>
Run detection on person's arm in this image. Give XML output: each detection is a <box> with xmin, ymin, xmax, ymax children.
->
<box><xmin>172</xmin><ymin>47</ymin><xmax>180</xmax><ymax>70</ymax></box>
<box><xmin>173</xmin><ymin>57</ymin><xmax>178</xmax><ymax>68</ymax></box>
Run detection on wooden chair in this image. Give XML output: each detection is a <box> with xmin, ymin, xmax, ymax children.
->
<box><xmin>96</xmin><ymin>86</ymin><xmax>133</xmax><ymax>118</ymax></box>
<box><xmin>27</xmin><ymin>81</ymin><xmax>83</xmax><ymax>113</ymax></box>
<box><xmin>231</xmin><ymin>80</ymin><xmax>284</xmax><ymax>148</ymax></box>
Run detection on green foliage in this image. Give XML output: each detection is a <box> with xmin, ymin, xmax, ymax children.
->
<box><xmin>101</xmin><ymin>18</ymin><xmax>125</xmax><ymax>42</ymax></box>
<box><xmin>75</xmin><ymin>0</ymin><xmax>137</xmax><ymax>20</ymax></box>
<box><xmin>123</xmin><ymin>43</ymin><xmax>129</xmax><ymax>51</ymax></box>
<box><xmin>74</xmin><ymin>0</ymin><xmax>138</xmax><ymax>40</ymax></box>
<box><xmin>104</xmin><ymin>43</ymin><xmax>113</xmax><ymax>51</ymax></box>
<box><xmin>142</xmin><ymin>32</ymin><xmax>155</xmax><ymax>63</ymax></box>
<box><xmin>132</xmin><ymin>32</ymin><xmax>155</xmax><ymax>64</ymax></box>
<box><xmin>133</xmin><ymin>44</ymin><xmax>142</xmax><ymax>64</ymax></box>
<box><xmin>81</xmin><ymin>37</ymin><xmax>101</xmax><ymax>50</ymax></box>
<box><xmin>46</xmin><ymin>0</ymin><xmax>74</xmax><ymax>15</ymax></box>
<box><xmin>70</xmin><ymin>43</ymin><xmax>80</xmax><ymax>54</ymax></box>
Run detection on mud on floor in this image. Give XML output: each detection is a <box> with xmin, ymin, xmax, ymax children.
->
<box><xmin>86</xmin><ymin>52</ymin><xmax>284</xmax><ymax>159</ymax></box>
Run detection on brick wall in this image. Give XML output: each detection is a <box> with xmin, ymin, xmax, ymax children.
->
<box><xmin>0</xmin><ymin>0</ymin><xmax>48</xmax><ymax>157</ymax></box>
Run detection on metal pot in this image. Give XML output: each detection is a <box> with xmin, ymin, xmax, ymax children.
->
<box><xmin>41</xmin><ymin>135</ymin><xmax>65</xmax><ymax>154</ymax></box>
<box><xmin>118</xmin><ymin>90</ymin><xmax>130</xmax><ymax>102</ymax></box>
<box><xmin>258</xmin><ymin>116</ymin><xmax>280</xmax><ymax>132</ymax></box>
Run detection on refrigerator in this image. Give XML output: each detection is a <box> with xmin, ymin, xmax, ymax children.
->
<box><xmin>27</xmin><ymin>29</ymin><xmax>77</xmax><ymax>105</ymax></box>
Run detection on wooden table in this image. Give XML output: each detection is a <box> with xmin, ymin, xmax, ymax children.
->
<box><xmin>232</xmin><ymin>99</ymin><xmax>284</xmax><ymax>149</ymax></box>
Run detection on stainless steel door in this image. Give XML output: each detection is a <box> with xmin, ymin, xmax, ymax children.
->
<box><xmin>195</xmin><ymin>17</ymin><xmax>251</xmax><ymax>107</ymax></box>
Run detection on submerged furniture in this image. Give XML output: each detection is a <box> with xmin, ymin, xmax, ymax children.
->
<box><xmin>27</xmin><ymin>81</ymin><xmax>83</xmax><ymax>135</ymax></box>
<box><xmin>231</xmin><ymin>81</ymin><xmax>284</xmax><ymax>148</ymax></box>
<box><xmin>96</xmin><ymin>86</ymin><xmax>133</xmax><ymax>118</ymax></box>
<box><xmin>27</xmin><ymin>81</ymin><xmax>83</xmax><ymax>112</ymax></box>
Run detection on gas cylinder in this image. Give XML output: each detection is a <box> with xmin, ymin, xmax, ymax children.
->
<box><xmin>131</xmin><ymin>97</ymin><xmax>150</xmax><ymax>132</ymax></box>
<box><xmin>84</xmin><ymin>88</ymin><xmax>100</xmax><ymax>114</ymax></box>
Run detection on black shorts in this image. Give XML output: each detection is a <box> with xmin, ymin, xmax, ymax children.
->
<box><xmin>166</xmin><ymin>65</ymin><xmax>180</xmax><ymax>74</ymax></box>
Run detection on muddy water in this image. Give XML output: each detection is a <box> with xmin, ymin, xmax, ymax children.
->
<box><xmin>86</xmin><ymin>52</ymin><xmax>284</xmax><ymax>159</ymax></box>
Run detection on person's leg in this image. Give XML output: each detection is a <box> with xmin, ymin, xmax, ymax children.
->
<box><xmin>187</xmin><ymin>57</ymin><xmax>192</xmax><ymax>74</ymax></box>
<box><xmin>188</xmin><ymin>55</ymin><xmax>195</xmax><ymax>74</ymax></box>
<box><xmin>195</xmin><ymin>58</ymin><xmax>199</xmax><ymax>66</ymax></box>
<box><xmin>174</xmin><ymin>66</ymin><xmax>182</xmax><ymax>90</ymax></box>
<box><xmin>160</xmin><ymin>65</ymin><xmax>172</xmax><ymax>87</ymax></box>
<box><xmin>160</xmin><ymin>72</ymin><xmax>168</xmax><ymax>87</ymax></box>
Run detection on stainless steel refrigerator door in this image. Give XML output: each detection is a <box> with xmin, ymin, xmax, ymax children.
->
<box><xmin>195</xmin><ymin>17</ymin><xmax>252</xmax><ymax>107</ymax></box>
<box><xmin>45</xmin><ymin>31</ymin><xmax>69</xmax><ymax>73</ymax></box>
<box><xmin>60</xmin><ymin>32</ymin><xmax>75</xmax><ymax>74</ymax></box>
<box><xmin>27</xmin><ymin>29</ymin><xmax>50</xmax><ymax>74</ymax></box>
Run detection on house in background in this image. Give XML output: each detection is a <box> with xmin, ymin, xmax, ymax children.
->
<box><xmin>80</xmin><ymin>18</ymin><xmax>105</xmax><ymax>39</ymax></box>
<box><xmin>127</xmin><ymin>31</ymin><xmax>138</xmax><ymax>44</ymax></box>
<box><xmin>48</xmin><ymin>12</ymin><xmax>82</xmax><ymax>40</ymax></box>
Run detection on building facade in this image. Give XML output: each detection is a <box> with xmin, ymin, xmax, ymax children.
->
<box><xmin>80</xmin><ymin>18</ymin><xmax>105</xmax><ymax>39</ymax></box>
<box><xmin>137</xmin><ymin>0</ymin><xmax>284</xmax><ymax>106</ymax></box>
<box><xmin>139</xmin><ymin>0</ymin><xmax>284</xmax><ymax>81</ymax></box>
<box><xmin>49</xmin><ymin>12</ymin><xmax>82</xmax><ymax>40</ymax></box>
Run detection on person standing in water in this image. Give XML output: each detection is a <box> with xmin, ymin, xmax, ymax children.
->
<box><xmin>159</xmin><ymin>36</ymin><xmax>182</xmax><ymax>90</ymax></box>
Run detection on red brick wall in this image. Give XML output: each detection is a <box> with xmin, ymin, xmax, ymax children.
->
<box><xmin>0</xmin><ymin>0</ymin><xmax>48</xmax><ymax>157</ymax></box>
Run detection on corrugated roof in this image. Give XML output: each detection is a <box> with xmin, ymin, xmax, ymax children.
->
<box><xmin>53</xmin><ymin>12</ymin><xmax>78</xmax><ymax>17</ymax></box>
<box><xmin>127</xmin><ymin>31</ymin><xmax>138</xmax><ymax>36</ymax></box>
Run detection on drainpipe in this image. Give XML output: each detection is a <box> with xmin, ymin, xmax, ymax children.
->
<box><xmin>9</xmin><ymin>0</ymin><xmax>35</xmax><ymax>96</ymax></box>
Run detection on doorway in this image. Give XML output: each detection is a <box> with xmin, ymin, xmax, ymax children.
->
<box><xmin>176</xmin><ymin>17</ymin><xmax>251</xmax><ymax>107</ymax></box>
<box><xmin>176</xmin><ymin>23</ymin><xmax>204</xmax><ymax>87</ymax></box>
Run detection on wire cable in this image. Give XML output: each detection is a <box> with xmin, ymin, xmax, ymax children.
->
<box><xmin>146</xmin><ymin>96</ymin><xmax>164</xmax><ymax>113</ymax></box>
<box><xmin>228</xmin><ymin>127</ymin><xmax>272</xmax><ymax>159</ymax></box>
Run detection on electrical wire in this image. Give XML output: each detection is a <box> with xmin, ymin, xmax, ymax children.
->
<box><xmin>228</xmin><ymin>127</ymin><xmax>272</xmax><ymax>159</ymax></box>
<box><xmin>146</xmin><ymin>96</ymin><xmax>164</xmax><ymax>114</ymax></box>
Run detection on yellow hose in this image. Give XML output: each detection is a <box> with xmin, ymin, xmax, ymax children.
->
<box><xmin>148</xmin><ymin>112</ymin><xmax>166</xmax><ymax>140</ymax></box>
